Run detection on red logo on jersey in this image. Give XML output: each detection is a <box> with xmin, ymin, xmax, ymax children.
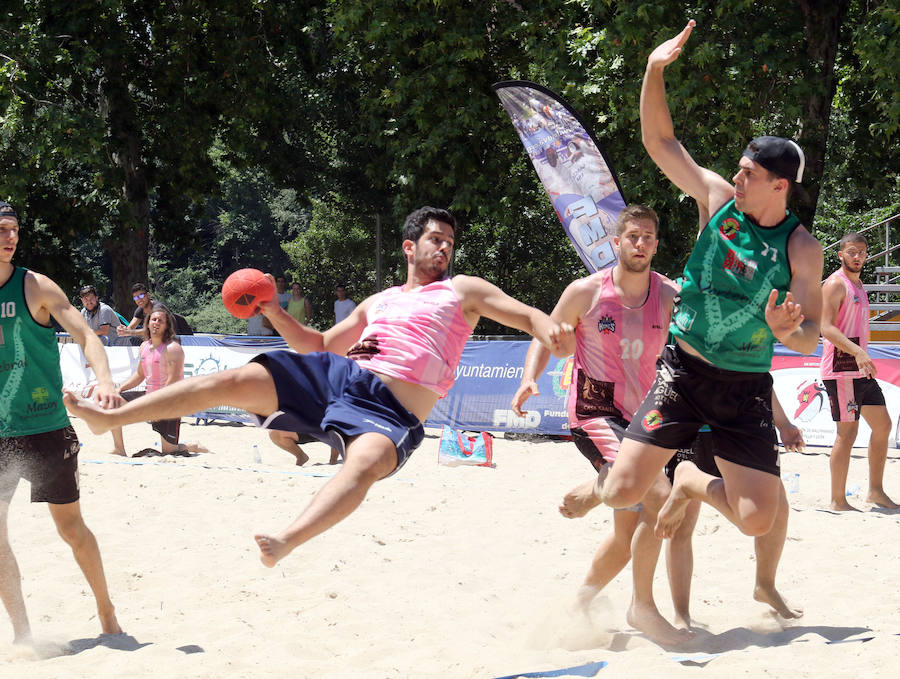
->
<box><xmin>719</xmin><ymin>217</ymin><xmax>740</xmax><ymax>241</ymax></box>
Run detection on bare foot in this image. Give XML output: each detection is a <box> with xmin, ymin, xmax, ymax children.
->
<box><xmin>655</xmin><ymin>464</ymin><xmax>692</xmax><ymax>538</ymax></box>
<box><xmin>559</xmin><ymin>465</ymin><xmax>608</xmax><ymax>519</ymax></box>
<box><xmin>829</xmin><ymin>499</ymin><xmax>860</xmax><ymax>512</ymax></box>
<box><xmin>329</xmin><ymin>449</ymin><xmax>341</xmax><ymax>465</ymax></box>
<box><xmin>12</xmin><ymin>632</ymin><xmax>33</xmax><ymax>646</ymax></box>
<box><xmin>292</xmin><ymin>449</ymin><xmax>310</xmax><ymax>466</ymax></box>
<box><xmin>62</xmin><ymin>391</ymin><xmax>114</xmax><ymax>434</ymax></box>
<box><xmin>866</xmin><ymin>489</ymin><xmax>899</xmax><ymax>509</ymax></box>
<box><xmin>627</xmin><ymin>600</ymin><xmax>694</xmax><ymax>647</ymax></box>
<box><xmin>672</xmin><ymin>610</ymin><xmax>692</xmax><ymax>632</ymax></box>
<box><xmin>99</xmin><ymin>607</ymin><xmax>123</xmax><ymax>635</ymax></box>
<box><xmin>255</xmin><ymin>534</ymin><xmax>290</xmax><ymax>568</ymax></box>
<box><xmin>754</xmin><ymin>583</ymin><xmax>803</xmax><ymax>619</ymax></box>
<box><xmin>184</xmin><ymin>442</ymin><xmax>210</xmax><ymax>454</ymax></box>
<box><xmin>110</xmin><ymin>449</ymin><xmax>127</xmax><ymax>457</ymax></box>
<box><xmin>573</xmin><ymin>585</ymin><xmax>600</xmax><ymax>616</ymax></box>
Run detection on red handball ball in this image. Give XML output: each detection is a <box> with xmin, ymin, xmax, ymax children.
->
<box><xmin>221</xmin><ymin>268</ymin><xmax>275</xmax><ymax>319</ymax></box>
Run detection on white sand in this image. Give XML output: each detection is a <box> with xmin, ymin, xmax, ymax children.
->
<box><xmin>1</xmin><ymin>418</ymin><xmax>898</xmax><ymax>678</ymax></box>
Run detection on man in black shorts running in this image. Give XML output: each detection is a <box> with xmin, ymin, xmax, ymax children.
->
<box><xmin>562</xmin><ymin>20</ymin><xmax>823</xmax><ymax>541</ymax></box>
<box><xmin>0</xmin><ymin>201</ymin><xmax>122</xmax><ymax>643</ymax></box>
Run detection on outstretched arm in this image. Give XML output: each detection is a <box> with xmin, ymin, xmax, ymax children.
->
<box><xmin>258</xmin><ymin>284</ymin><xmax>372</xmax><ymax>357</ymax></box>
<box><xmin>454</xmin><ymin>275</ymin><xmax>574</xmax><ymax>357</ymax></box>
<box><xmin>640</xmin><ymin>20</ymin><xmax>732</xmax><ymax>217</ymax></box>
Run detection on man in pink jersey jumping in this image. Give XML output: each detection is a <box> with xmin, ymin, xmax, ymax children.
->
<box><xmin>65</xmin><ymin>206</ymin><xmax>572</xmax><ymax>568</ymax></box>
<box><xmin>820</xmin><ymin>233</ymin><xmax>898</xmax><ymax>511</ymax></box>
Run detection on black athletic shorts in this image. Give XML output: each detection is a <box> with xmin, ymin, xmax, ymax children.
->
<box><xmin>626</xmin><ymin>343</ymin><xmax>780</xmax><ymax>477</ymax></box>
<box><xmin>664</xmin><ymin>429</ymin><xmax>721</xmax><ymax>484</ymax></box>
<box><xmin>122</xmin><ymin>390</ymin><xmax>181</xmax><ymax>445</ymax></box>
<box><xmin>822</xmin><ymin>377</ymin><xmax>886</xmax><ymax>422</ymax></box>
<box><xmin>570</xmin><ymin>416</ymin><xmax>630</xmax><ymax>472</ymax></box>
<box><xmin>0</xmin><ymin>426</ymin><xmax>81</xmax><ymax>504</ymax></box>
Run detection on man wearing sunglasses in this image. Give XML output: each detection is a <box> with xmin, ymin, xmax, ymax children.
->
<box><xmin>117</xmin><ymin>283</ymin><xmax>156</xmax><ymax>339</ymax></box>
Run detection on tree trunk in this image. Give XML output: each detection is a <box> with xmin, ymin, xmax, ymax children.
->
<box><xmin>794</xmin><ymin>0</ymin><xmax>851</xmax><ymax>228</ymax></box>
<box><xmin>99</xmin><ymin>55</ymin><xmax>151</xmax><ymax>314</ymax></box>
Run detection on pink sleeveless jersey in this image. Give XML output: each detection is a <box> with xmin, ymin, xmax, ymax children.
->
<box><xmin>140</xmin><ymin>341</ymin><xmax>182</xmax><ymax>393</ymax></box>
<box><xmin>568</xmin><ymin>268</ymin><xmax>671</xmax><ymax>425</ymax></box>
<box><xmin>821</xmin><ymin>269</ymin><xmax>869</xmax><ymax>379</ymax></box>
<box><xmin>347</xmin><ymin>279</ymin><xmax>474</xmax><ymax>397</ymax></box>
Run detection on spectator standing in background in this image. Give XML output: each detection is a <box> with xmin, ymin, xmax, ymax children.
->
<box><xmin>334</xmin><ymin>284</ymin><xmax>356</xmax><ymax>324</ymax></box>
<box><xmin>287</xmin><ymin>282</ymin><xmax>311</xmax><ymax>325</ymax></box>
<box><xmin>275</xmin><ymin>275</ymin><xmax>291</xmax><ymax>310</ymax></box>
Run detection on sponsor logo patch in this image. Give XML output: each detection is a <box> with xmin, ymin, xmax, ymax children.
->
<box><xmin>642</xmin><ymin>409</ymin><xmax>663</xmax><ymax>432</ymax></box>
<box><xmin>597</xmin><ymin>315</ymin><xmax>616</xmax><ymax>334</ymax></box>
<box><xmin>718</xmin><ymin>217</ymin><xmax>740</xmax><ymax>240</ymax></box>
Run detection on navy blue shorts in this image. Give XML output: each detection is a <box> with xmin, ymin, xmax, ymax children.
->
<box><xmin>250</xmin><ymin>351</ymin><xmax>424</xmax><ymax>475</ymax></box>
<box><xmin>0</xmin><ymin>426</ymin><xmax>81</xmax><ymax>504</ymax></box>
<box><xmin>626</xmin><ymin>344</ymin><xmax>780</xmax><ymax>477</ymax></box>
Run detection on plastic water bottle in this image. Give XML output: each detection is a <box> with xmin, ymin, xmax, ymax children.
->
<box><xmin>846</xmin><ymin>483</ymin><xmax>861</xmax><ymax>498</ymax></box>
<box><xmin>789</xmin><ymin>472</ymin><xmax>800</xmax><ymax>494</ymax></box>
<box><xmin>252</xmin><ymin>444</ymin><xmax>262</xmax><ymax>464</ymax></box>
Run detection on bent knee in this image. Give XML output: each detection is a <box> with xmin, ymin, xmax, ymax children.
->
<box><xmin>602</xmin><ymin>484</ymin><xmax>644</xmax><ymax>509</ymax></box>
<box><xmin>736</xmin><ymin>510</ymin><xmax>776</xmax><ymax>537</ymax></box>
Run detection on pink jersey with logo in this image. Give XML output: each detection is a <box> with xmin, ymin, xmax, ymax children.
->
<box><xmin>568</xmin><ymin>268</ymin><xmax>671</xmax><ymax>429</ymax></box>
<box><xmin>140</xmin><ymin>340</ymin><xmax>182</xmax><ymax>393</ymax></box>
<box><xmin>821</xmin><ymin>268</ymin><xmax>869</xmax><ymax>379</ymax></box>
<box><xmin>347</xmin><ymin>279</ymin><xmax>474</xmax><ymax>397</ymax></box>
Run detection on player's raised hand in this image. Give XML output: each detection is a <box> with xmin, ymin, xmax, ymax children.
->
<box><xmin>765</xmin><ymin>289</ymin><xmax>804</xmax><ymax>342</ymax></box>
<box><xmin>647</xmin><ymin>19</ymin><xmax>696</xmax><ymax>69</ymax></box>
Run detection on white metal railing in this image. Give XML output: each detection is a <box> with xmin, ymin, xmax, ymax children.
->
<box><xmin>823</xmin><ymin>213</ymin><xmax>900</xmax><ymax>328</ymax></box>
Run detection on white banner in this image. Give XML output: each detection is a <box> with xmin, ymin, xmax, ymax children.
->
<box><xmin>59</xmin><ymin>342</ymin><xmax>277</xmax><ymax>422</ymax></box>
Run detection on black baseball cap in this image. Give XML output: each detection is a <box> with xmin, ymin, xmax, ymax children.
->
<box><xmin>742</xmin><ymin>136</ymin><xmax>805</xmax><ymax>183</ymax></box>
<box><xmin>0</xmin><ymin>201</ymin><xmax>18</xmax><ymax>219</ymax></box>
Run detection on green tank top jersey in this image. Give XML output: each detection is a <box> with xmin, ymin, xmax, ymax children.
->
<box><xmin>670</xmin><ymin>199</ymin><xmax>800</xmax><ymax>372</ymax></box>
<box><xmin>0</xmin><ymin>266</ymin><xmax>70</xmax><ymax>436</ymax></box>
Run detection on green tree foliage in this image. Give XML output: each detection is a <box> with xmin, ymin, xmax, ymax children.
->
<box><xmin>0</xmin><ymin>1</ymin><xmax>321</xmax><ymax>311</ymax></box>
<box><xmin>149</xmin><ymin>157</ymin><xmax>309</xmax><ymax>334</ymax></box>
<box><xmin>2</xmin><ymin>0</ymin><xmax>896</xmax><ymax>334</ymax></box>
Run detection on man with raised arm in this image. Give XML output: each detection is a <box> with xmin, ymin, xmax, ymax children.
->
<box><xmin>66</xmin><ymin>206</ymin><xmax>572</xmax><ymax>568</ymax></box>
<box><xmin>0</xmin><ymin>201</ymin><xmax>122</xmax><ymax>643</ymax></box>
<box><xmin>561</xmin><ymin>20</ymin><xmax>823</xmax><ymax>547</ymax></box>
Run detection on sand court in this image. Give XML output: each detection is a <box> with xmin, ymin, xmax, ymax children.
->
<box><xmin>1</xmin><ymin>418</ymin><xmax>898</xmax><ymax>678</ymax></box>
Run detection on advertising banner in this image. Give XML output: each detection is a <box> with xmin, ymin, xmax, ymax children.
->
<box><xmin>493</xmin><ymin>80</ymin><xmax>627</xmax><ymax>272</ymax></box>
<box><xmin>59</xmin><ymin>338</ymin><xmax>900</xmax><ymax>448</ymax></box>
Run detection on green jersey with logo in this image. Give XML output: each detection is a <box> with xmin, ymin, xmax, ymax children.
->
<box><xmin>670</xmin><ymin>199</ymin><xmax>800</xmax><ymax>372</ymax></box>
<box><xmin>0</xmin><ymin>266</ymin><xmax>70</xmax><ymax>436</ymax></box>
